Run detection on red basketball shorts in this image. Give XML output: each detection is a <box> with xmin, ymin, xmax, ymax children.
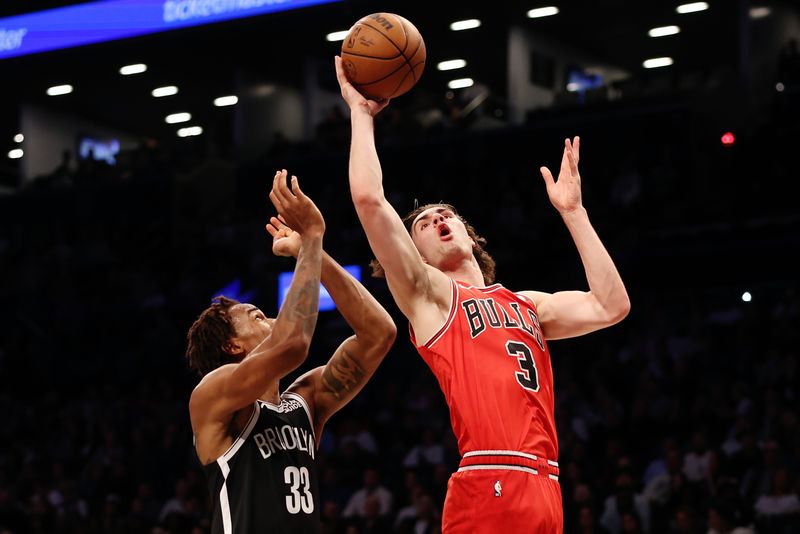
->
<box><xmin>441</xmin><ymin>451</ymin><xmax>563</xmax><ymax>533</ymax></box>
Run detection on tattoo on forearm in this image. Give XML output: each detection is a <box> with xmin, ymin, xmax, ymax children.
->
<box><xmin>321</xmin><ymin>348</ymin><xmax>366</xmax><ymax>401</ymax></box>
<box><xmin>280</xmin><ymin>241</ymin><xmax>322</xmax><ymax>337</ymax></box>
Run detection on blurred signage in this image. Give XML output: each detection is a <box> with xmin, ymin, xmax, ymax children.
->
<box><xmin>278</xmin><ymin>265</ymin><xmax>362</xmax><ymax>312</ymax></box>
<box><xmin>0</xmin><ymin>0</ymin><xmax>340</xmax><ymax>60</ymax></box>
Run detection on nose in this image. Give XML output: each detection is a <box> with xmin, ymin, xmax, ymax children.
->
<box><xmin>432</xmin><ymin>214</ymin><xmax>445</xmax><ymax>225</ymax></box>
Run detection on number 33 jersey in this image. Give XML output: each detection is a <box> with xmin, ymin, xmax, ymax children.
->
<box><xmin>202</xmin><ymin>392</ymin><xmax>320</xmax><ymax>534</ymax></box>
<box><xmin>411</xmin><ymin>280</ymin><xmax>558</xmax><ymax>461</ymax></box>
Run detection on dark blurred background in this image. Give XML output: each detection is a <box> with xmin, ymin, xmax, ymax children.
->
<box><xmin>1</xmin><ymin>1</ymin><xmax>799</xmax><ymax>533</ymax></box>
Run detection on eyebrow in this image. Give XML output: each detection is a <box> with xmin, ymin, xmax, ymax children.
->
<box><xmin>413</xmin><ymin>208</ymin><xmax>448</xmax><ymax>231</ymax></box>
<box><xmin>245</xmin><ymin>306</ymin><xmax>260</xmax><ymax>316</ymax></box>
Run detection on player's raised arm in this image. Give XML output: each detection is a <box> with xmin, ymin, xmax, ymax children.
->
<box><xmin>521</xmin><ymin>137</ymin><xmax>631</xmax><ymax>340</ymax></box>
<box><xmin>267</xmin><ymin>216</ymin><xmax>396</xmax><ymax>435</ymax></box>
<box><xmin>334</xmin><ymin>56</ymin><xmax>450</xmax><ymax>322</ymax></box>
<box><xmin>189</xmin><ymin>172</ymin><xmax>324</xmax><ymax>439</ymax></box>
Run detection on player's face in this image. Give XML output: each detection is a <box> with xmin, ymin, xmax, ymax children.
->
<box><xmin>228</xmin><ymin>304</ymin><xmax>275</xmax><ymax>355</ymax></box>
<box><xmin>410</xmin><ymin>206</ymin><xmax>475</xmax><ymax>267</ymax></box>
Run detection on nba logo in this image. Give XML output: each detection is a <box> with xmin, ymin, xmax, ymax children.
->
<box><xmin>494</xmin><ymin>480</ymin><xmax>502</xmax><ymax>497</ymax></box>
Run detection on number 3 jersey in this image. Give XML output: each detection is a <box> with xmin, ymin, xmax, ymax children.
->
<box><xmin>410</xmin><ymin>280</ymin><xmax>558</xmax><ymax>461</ymax></box>
<box><xmin>202</xmin><ymin>392</ymin><xmax>320</xmax><ymax>534</ymax></box>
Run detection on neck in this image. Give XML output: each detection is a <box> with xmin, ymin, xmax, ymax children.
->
<box><xmin>260</xmin><ymin>382</ymin><xmax>281</xmax><ymax>405</ymax></box>
<box><xmin>440</xmin><ymin>255</ymin><xmax>485</xmax><ymax>287</ymax></box>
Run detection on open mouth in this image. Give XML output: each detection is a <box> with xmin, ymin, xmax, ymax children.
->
<box><xmin>438</xmin><ymin>224</ymin><xmax>451</xmax><ymax>238</ymax></box>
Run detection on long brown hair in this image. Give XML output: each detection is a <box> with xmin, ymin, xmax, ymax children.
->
<box><xmin>369</xmin><ymin>203</ymin><xmax>496</xmax><ymax>285</ymax></box>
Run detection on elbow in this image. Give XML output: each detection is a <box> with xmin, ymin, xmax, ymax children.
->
<box><xmin>351</xmin><ymin>191</ymin><xmax>385</xmax><ymax>213</ymax></box>
<box><xmin>282</xmin><ymin>336</ymin><xmax>312</xmax><ymax>366</ymax></box>
<box><xmin>609</xmin><ymin>294</ymin><xmax>631</xmax><ymax>324</ymax></box>
<box><xmin>364</xmin><ymin>316</ymin><xmax>397</xmax><ymax>358</ymax></box>
<box><xmin>378</xmin><ymin>319</ymin><xmax>398</xmax><ymax>354</ymax></box>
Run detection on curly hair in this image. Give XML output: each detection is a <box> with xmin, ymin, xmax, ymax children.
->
<box><xmin>369</xmin><ymin>203</ymin><xmax>496</xmax><ymax>285</ymax></box>
<box><xmin>185</xmin><ymin>296</ymin><xmax>240</xmax><ymax>377</ymax></box>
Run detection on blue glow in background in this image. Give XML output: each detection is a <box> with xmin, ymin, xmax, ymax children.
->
<box><xmin>0</xmin><ymin>0</ymin><xmax>340</xmax><ymax>60</ymax></box>
<box><xmin>278</xmin><ymin>265</ymin><xmax>362</xmax><ymax>312</ymax></box>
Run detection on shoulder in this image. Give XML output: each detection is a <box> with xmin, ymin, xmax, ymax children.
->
<box><xmin>189</xmin><ymin>364</ymin><xmax>236</xmax><ymax>420</ymax></box>
<box><xmin>283</xmin><ymin>369</ymin><xmax>320</xmax><ymax>418</ymax></box>
<box><xmin>516</xmin><ymin>289</ymin><xmax>551</xmax><ymax>308</ymax></box>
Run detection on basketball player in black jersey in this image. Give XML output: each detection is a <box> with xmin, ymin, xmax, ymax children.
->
<box><xmin>185</xmin><ymin>170</ymin><xmax>396</xmax><ymax>533</ymax></box>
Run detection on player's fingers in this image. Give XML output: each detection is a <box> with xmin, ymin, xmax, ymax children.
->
<box><xmin>271</xmin><ymin>170</ymin><xmax>284</xmax><ymax>203</ymax></box>
<box><xmin>269</xmin><ymin>216</ymin><xmax>284</xmax><ymax>230</ymax></box>
<box><xmin>334</xmin><ymin>56</ymin><xmax>348</xmax><ymax>86</ymax></box>
<box><xmin>559</xmin><ymin>147</ymin><xmax>571</xmax><ymax>175</ymax></box>
<box><xmin>266</xmin><ymin>223</ymin><xmax>278</xmax><ymax>237</ymax></box>
<box><xmin>273</xmin><ymin>170</ymin><xmax>294</xmax><ymax>205</ymax></box>
<box><xmin>540</xmin><ymin>166</ymin><xmax>555</xmax><ymax>187</ymax></box>
<box><xmin>277</xmin><ymin>170</ymin><xmax>297</xmax><ymax>201</ymax></box>
<box><xmin>566</xmin><ymin>146</ymin><xmax>579</xmax><ymax>176</ymax></box>
<box><xmin>268</xmin><ymin>190</ymin><xmax>283</xmax><ymax>213</ymax></box>
<box><xmin>573</xmin><ymin>136</ymin><xmax>581</xmax><ymax>163</ymax></box>
<box><xmin>289</xmin><ymin>176</ymin><xmax>306</xmax><ymax>199</ymax></box>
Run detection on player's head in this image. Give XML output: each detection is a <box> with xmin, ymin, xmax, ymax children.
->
<box><xmin>185</xmin><ymin>296</ymin><xmax>275</xmax><ymax>376</ymax></box>
<box><xmin>370</xmin><ymin>203</ymin><xmax>496</xmax><ymax>284</ymax></box>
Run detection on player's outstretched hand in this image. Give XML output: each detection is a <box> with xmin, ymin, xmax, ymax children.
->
<box><xmin>539</xmin><ymin>136</ymin><xmax>583</xmax><ymax>214</ymax></box>
<box><xmin>268</xmin><ymin>170</ymin><xmax>325</xmax><ymax>239</ymax></box>
<box><xmin>266</xmin><ymin>216</ymin><xmax>301</xmax><ymax>258</ymax></box>
<box><xmin>335</xmin><ymin>56</ymin><xmax>390</xmax><ymax>117</ymax></box>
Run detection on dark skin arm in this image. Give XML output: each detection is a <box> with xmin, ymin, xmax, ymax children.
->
<box><xmin>268</xmin><ymin>217</ymin><xmax>396</xmax><ymax>438</ymax></box>
<box><xmin>189</xmin><ymin>171</ymin><xmax>325</xmax><ymax>464</ymax></box>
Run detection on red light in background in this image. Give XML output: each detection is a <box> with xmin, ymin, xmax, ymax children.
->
<box><xmin>721</xmin><ymin>132</ymin><xmax>735</xmax><ymax>146</ymax></box>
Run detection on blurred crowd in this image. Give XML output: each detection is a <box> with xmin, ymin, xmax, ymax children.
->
<box><xmin>1</xmin><ymin>62</ymin><xmax>799</xmax><ymax>534</ymax></box>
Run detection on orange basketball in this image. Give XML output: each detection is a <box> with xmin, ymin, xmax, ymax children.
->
<box><xmin>341</xmin><ymin>13</ymin><xmax>426</xmax><ymax>101</ymax></box>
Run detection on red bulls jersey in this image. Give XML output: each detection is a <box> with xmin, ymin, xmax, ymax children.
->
<box><xmin>411</xmin><ymin>279</ymin><xmax>558</xmax><ymax>460</ymax></box>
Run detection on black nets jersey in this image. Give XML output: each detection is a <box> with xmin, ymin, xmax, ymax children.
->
<box><xmin>202</xmin><ymin>392</ymin><xmax>320</xmax><ymax>534</ymax></box>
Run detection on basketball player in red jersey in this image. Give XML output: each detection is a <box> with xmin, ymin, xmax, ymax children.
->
<box><xmin>335</xmin><ymin>56</ymin><xmax>631</xmax><ymax>533</ymax></box>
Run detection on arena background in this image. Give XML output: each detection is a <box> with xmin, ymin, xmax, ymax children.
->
<box><xmin>1</xmin><ymin>1</ymin><xmax>799</xmax><ymax>533</ymax></box>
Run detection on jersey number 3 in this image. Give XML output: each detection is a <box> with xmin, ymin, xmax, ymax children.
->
<box><xmin>506</xmin><ymin>340</ymin><xmax>540</xmax><ymax>392</ymax></box>
<box><xmin>284</xmin><ymin>466</ymin><xmax>314</xmax><ymax>514</ymax></box>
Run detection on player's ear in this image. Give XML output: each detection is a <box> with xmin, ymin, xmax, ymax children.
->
<box><xmin>222</xmin><ymin>339</ymin><xmax>244</xmax><ymax>356</ymax></box>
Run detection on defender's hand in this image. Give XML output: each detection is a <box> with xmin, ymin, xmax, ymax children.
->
<box><xmin>266</xmin><ymin>216</ymin><xmax>301</xmax><ymax>258</ymax></box>
<box><xmin>268</xmin><ymin>170</ymin><xmax>325</xmax><ymax>238</ymax></box>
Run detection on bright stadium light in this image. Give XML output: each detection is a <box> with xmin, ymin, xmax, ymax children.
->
<box><xmin>177</xmin><ymin>126</ymin><xmax>203</xmax><ymax>137</ymax></box>
<box><xmin>119</xmin><ymin>63</ymin><xmax>147</xmax><ymax>75</ymax></box>
<box><xmin>47</xmin><ymin>84</ymin><xmax>73</xmax><ymax>96</ymax></box>
<box><xmin>437</xmin><ymin>59</ymin><xmax>467</xmax><ymax>71</ymax></box>
<box><xmin>165</xmin><ymin>112</ymin><xmax>191</xmax><ymax>124</ymax></box>
<box><xmin>643</xmin><ymin>57</ymin><xmax>674</xmax><ymax>69</ymax></box>
<box><xmin>213</xmin><ymin>95</ymin><xmax>239</xmax><ymax>107</ymax></box>
<box><xmin>152</xmin><ymin>86</ymin><xmax>179</xmax><ymax>97</ymax></box>
<box><xmin>450</xmin><ymin>19</ymin><xmax>481</xmax><ymax>31</ymax></box>
<box><xmin>677</xmin><ymin>2</ymin><xmax>709</xmax><ymax>14</ymax></box>
<box><xmin>326</xmin><ymin>30</ymin><xmax>349</xmax><ymax>41</ymax></box>
<box><xmin>13</xmin><ymin>133</ymin><xmax>23</xmax><ymax>143</ymax></box>
<box><xmin>527</xmin><ymin>7</ymin><xmax>559</xmax><ymax>19</ymax></box>
<box><xmin>448</xmin><ymin>78</ymin><xmax>474</xmax><ymax>89</ymax></box>
<box><xmin>8</xmin><ymin>148</ymin><xmax>23</xmax><ymax>159</ymax></box>
<box><xmin>648</xmin><ymin>25</ymin><xmax>680</xmax><ymax>37</ymax></box>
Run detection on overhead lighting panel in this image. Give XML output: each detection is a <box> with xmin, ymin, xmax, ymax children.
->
<box><xmin>676</xmin><ymin>2</ymin><xmax>709</xmax><ymax>14</ymax></box>
<box><xmin>527</xmin><ymin>7</ymin><xmax>559</xmax><ymax>19</ymax></box>
<box><xmin>450</xmin><ymin>19</ymin><xmax>481</xmax><ymax>31</ymax></box>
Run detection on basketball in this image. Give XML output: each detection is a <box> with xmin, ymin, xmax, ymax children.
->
<box><xmin>340</xmin><ymin>13</ymin><xmax>426</xmax><ymax>101</ymax></box>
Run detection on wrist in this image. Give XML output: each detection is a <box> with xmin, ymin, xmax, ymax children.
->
<box><xmin>559</xmin><ymin>206</ymin><xmax>588</xmax><ymax>222</ymax></box>
<box><xmin>300</xmin><ymin>229</ymin><xmax>325</xmax><ymax>241</ymax></box>
<box><xmin>350</xmin><ymin>106</ymin><xmax>374</xmax><ymax>122</ymax></box>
